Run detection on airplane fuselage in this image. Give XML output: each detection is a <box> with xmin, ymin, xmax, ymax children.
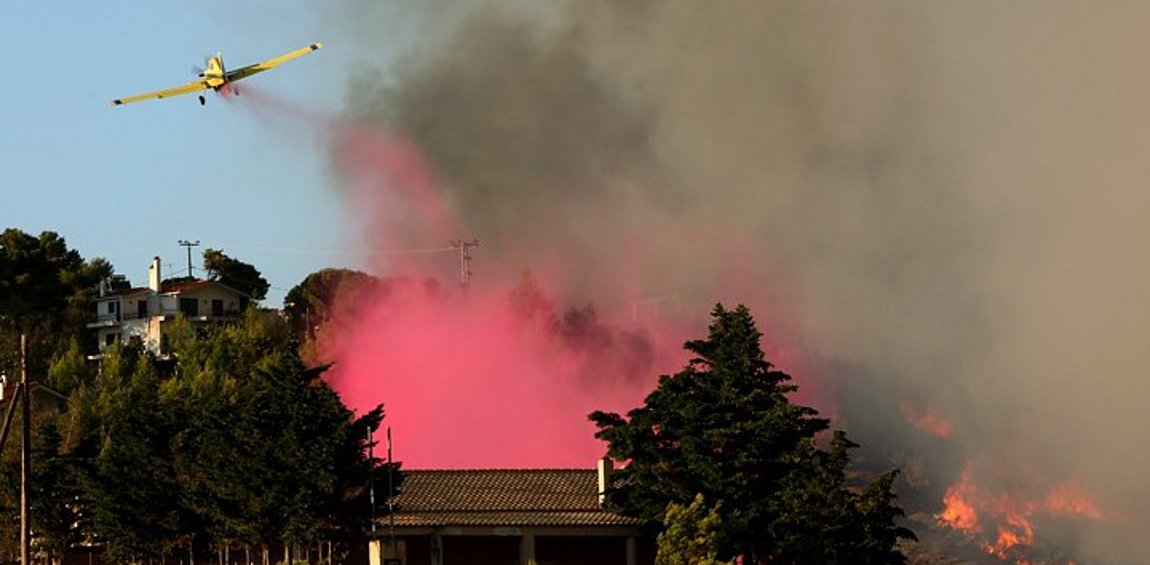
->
<box><xmin>202</xmin><ymin>56</ymin><xmax>227</xmax><ymax>89</ymax></box>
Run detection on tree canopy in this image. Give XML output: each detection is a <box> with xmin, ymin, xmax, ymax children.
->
<box><xmin>202</xmin><ymin>248</ymin><xmax>269</xmax><ymax>302</ymax></box>
<box><xmin>656</xmin><ymin>494</ymin><xmax>733</xmax><ymax>565</ymax></box>
<box><xmin>0</xmin><ymin>228</ymin><xmax>111</xmax><ymax>371</ymax></box>
<box><xmin>282</xmin><ymin>268</ymin><xmax>379</xmax><ymax>364</ymax></box>
<box><xmin>591</xmin><ymin>304</ymin><xmax>915</xmax><ymax>564</ymax></box>
<box><xmin>10</xmin><ymin>304</ymin><xmax>395</xmax><ymax>563</ymax></box>
<box><xmin>0</xmin><ymin>228</ymin><xmax>398</xmax><ymax>562</ymax></box>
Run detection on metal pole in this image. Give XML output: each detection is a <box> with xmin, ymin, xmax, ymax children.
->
<box><xmin>449</xmin><ymin>239</ymin><xmax>479</xmax><ymax>290</ymax></box>
<box><xmin>368</xmin><ymin>426</ymin><xmax>376</xmax><ymax>535</ymax></box>
<box><xmin>387</xmin><ymin>426</ymin><xmax>395</xmax><ymax>542</ymax></box>
<box><xmin>20</xmin><ymin>333</ymin><xmax>29</xmax><ymax>565</ymax></box>
<box><xmin>178</xmin><ymin>240</ymin><xmax>201</xmax><ymax>278</ymax></box>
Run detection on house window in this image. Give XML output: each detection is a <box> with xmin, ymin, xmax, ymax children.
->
<box><xmin>137</xmin><ymin>300</ymin><xmax>148</xmax><ymax>319</ymax></box>
<box><xmin>179</xmin><ymin>297</ymin><xmax>199</xmax><ymax>317</ymax></box>
<box><xmin>106</xmin><ymin>301</ymin><xmax>118</xmax><ymax>314</ymax></box>
<box><xmin>211</xmin><ymin>299</ymin><xmax>224</xmax><ymax>317</ymax></box>
<box><xmin>104</xmin><ymin>333</ymin><xmax>117</xmax><ymax>347</ymax></box>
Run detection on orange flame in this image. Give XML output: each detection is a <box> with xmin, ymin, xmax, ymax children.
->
<box><xmin>938</xmin><ymin>471</ymin><xmax>980</xmax><ymax>532</ymax></box>
<box><xmin>1043</xmin><ymin>482</ymin><xmax>1103</xmax><ymax>519</ymax></box>
<box><xmin>937</xmin><ymin>461</ymin><xmax>1104</xmax><ymax>559</ymax></box>
<box><xmin>899</xmin><ymin>398</ymin><xmax>953</xmax><ymax>438</ymax></box>
<box><xmin>986</xmin><ymin>512</ymin><xmax>1034</xmax><ymax>557</ymax></box>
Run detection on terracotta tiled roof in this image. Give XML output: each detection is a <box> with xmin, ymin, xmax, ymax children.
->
<box><xmin>389</xmin><ymin>469</ymin><xmax>642</xmax><ymax>528</ymax></box>
<box><xmin>160</xmin><ymin>279</ymin><xmax>215</xmax><ymax>293</ymax></box>
<box><xmin>160</xmin><ymin>279</ymin><xmax>249</xmax><ymax>298</ymax></box>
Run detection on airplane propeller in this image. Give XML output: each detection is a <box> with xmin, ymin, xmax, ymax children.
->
<box><xmin>193</xmin><ymin>55</ymin><xmax>213</xmax><ymax>77</ymax></box>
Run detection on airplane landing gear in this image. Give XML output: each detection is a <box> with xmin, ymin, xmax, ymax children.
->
<box><xmin>199</xmin><ymin>95</ymin><xmax>206</xmax><ymax>106</ymax></box>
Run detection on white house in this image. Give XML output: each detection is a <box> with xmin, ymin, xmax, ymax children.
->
<box><xmin>87</xmin><ymin>257</ymin><xmax>250</xmax><ymax>354</ymax></box>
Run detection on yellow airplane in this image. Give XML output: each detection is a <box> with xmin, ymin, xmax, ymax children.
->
<box><xmin>110</xmin><ymin>42</ymin><xmax>323</xmax><ymax>107</ymax></box>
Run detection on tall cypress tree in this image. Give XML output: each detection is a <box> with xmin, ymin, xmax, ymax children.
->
<box><xmin>591</xmin><ymin>304</ymin><xmax>914</xmax><ymax>563</ymax></box>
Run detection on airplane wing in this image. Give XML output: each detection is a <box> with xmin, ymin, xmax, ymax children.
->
<box><xmin>225</xmin><ymin>42</ymin><xmax>323</xmax><ymax>83</ymax></box>
<box><xmin>110</xmin><ymin>80</ymin><xmax>209</xmax><ymax>106</ymax></box>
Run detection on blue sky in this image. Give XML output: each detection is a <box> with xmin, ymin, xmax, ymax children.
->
<box><xmin>1</xmin><ymin>1</ymin><xmax>386</xmax><ymax>305</ymax></box>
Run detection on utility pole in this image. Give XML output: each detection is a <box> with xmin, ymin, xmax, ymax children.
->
<box><xmin>177</xmin><ymin>239</ymin><xmax>200</xmax><ymax>278</ymax></box>
<box><xmin>369</xmin><ymin>426</ymin><xmax>376</xmax><ymax>537</ymax></box>
<box><xmin>387</xmin><ymin>426</ymin><xmax>395</xmax><ymax>542</ymax></box>
<box><xmin>450</xmin><ymin>238</ymin><xmax>480</xmax><ymax>289</ymax></box>
<box><xmin>20</xmin><ymin>334</ymin><xmax>28</xmax><ymax>565</ymax></box>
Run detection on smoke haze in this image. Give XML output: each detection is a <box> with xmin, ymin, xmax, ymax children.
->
<box><xmin>314</xmin><ymin>1</ymin><xmax>1150</xmax><ymax>560</ymax></box>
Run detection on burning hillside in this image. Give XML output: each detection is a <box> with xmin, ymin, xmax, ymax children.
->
<box><xmin>226</xmin><ymin>0</ymin><xmax>1150</xmax><ymax>560</ymax></box>
<box><xmin>933</xmin><ymin>461</ymin><xmax>1103</xmax><ymax>561</ymax></box>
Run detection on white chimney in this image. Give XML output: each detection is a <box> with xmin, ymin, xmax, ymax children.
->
<box><xmin>148</xmin><ymin>256</ymin><xmax>162</xmax><ymax>292</ymax></box>
<box><xmin>597</xmin><ymin>457</ymin><xmax>613</xmax><ymax>507</ymax></box>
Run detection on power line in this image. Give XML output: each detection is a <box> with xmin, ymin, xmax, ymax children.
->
<box><xmin>225</xmin><ymin>245</ymin><xmax>456</xmax><ymax>257</ymax></box>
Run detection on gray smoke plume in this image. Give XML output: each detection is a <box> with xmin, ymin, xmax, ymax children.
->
<box><xmin>328</xmin><ymin>1</ymin><xmax>1150</xmax><ymax>560</ymax></box>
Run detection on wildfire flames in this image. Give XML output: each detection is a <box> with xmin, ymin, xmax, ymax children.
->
<box><xmin>900</xmin><ymin>396</ymin><xmax>954</xmax><ymax>438</ymax></box>
<box><xmin>936</xmin><ymin>461</ymin><xmax>1103</xmax><ymax>560</ymax></box>
<box><xmin>897</xmin><ymin>396</ymin><xmax>1104</xmax><ymax>561</ymax></box>
<box><xmin>938</xmin><ymin>468</ymin><xmax>979</xmax><ymax>532</ymax></box>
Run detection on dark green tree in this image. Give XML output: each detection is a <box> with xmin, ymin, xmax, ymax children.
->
<box><xmin>8</xmin><ymin>332</ymin><xmax>98</xmax><ymax>562</ymax></box>
<box><xmin>283</xmin><ymin>268</ymin><xmax>378</xmax><ymax>335</ymax></box>
<box><xmin>29</xmin><ymin>416</ymin><xmax>88</xmax><ymax>564</ymax></box>
<box><xmin>81</xmin><ymin>344</ymin><xmax>191</xmax><ymax>562</ymax></box>
<box><xmin>769</xmin><ymin>431</ymin><xmax>915</xmax><ymax>563</ymax></box>
<box><xmin>590</xmin><ymin>304</ymin><xmax>914</xmax><ymax>564</ymax></box>
<box><xmin>45</xmin><ymin>310</ymin><xmax>399</xmax><ymax>563</ymax></box>
<box><xmin>0</xmin><ymin>228</ymin><xmax>112</xmax><ymax>372</ymax></box>
<box><xmin>46</xmin><ymin>339</ymin><xmax>92</xmax><ymax>396</ymax></box>
<box><xmin>283</xmin><ymin>270</ymin><xmax>444</xmax><ymax>368</ymax></box>
<box><xmin>162</xmin><ymin>309</ymin><xmax>399</xmax><ymax>561</ymax></box>
<box><xmin>558</xmin><ymin>304</ymin><xmax>612</xmax><ymax>351</ymax></box>
<box><xmin>1</xmin><ymin>366</ymin><xmax>88</xmax><ymax>564</ymax></box>
<box><xmin>202</xmin><ymin>248</ymin><xmax>269</xmax><ymax>302</ymax></box>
